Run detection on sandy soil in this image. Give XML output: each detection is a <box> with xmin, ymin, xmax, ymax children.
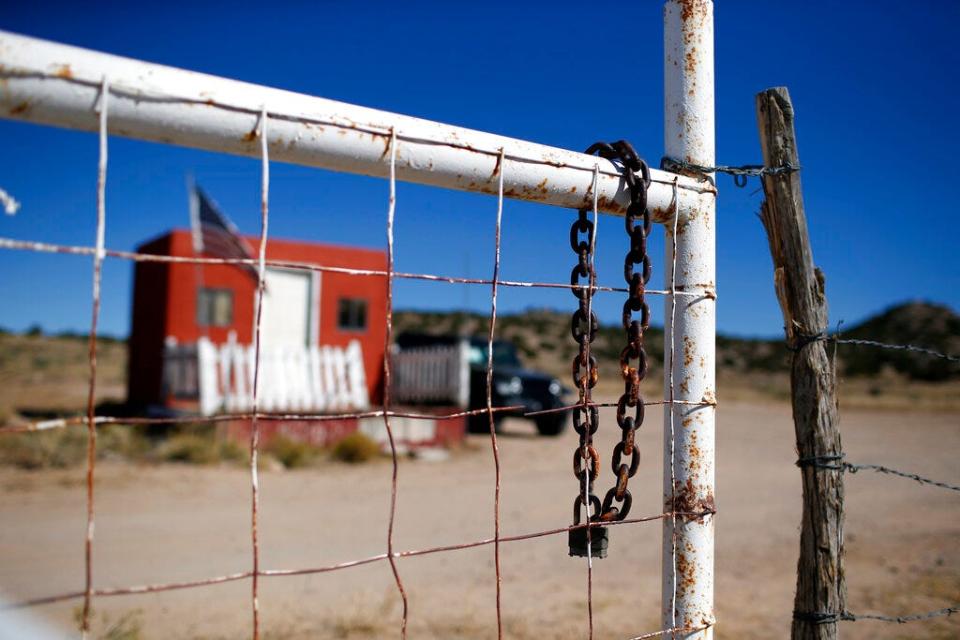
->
<box><xmin>0</xmin><ymin>401</ymin><xmax>957</xmax><ymax>639</ymax></box>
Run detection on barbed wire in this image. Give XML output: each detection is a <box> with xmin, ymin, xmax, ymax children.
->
<box><xmin>794</xmin><ymin>607</ymin><xmax>959</xmax><ymax>624</ymax></box>
<box><xmin>796</xmin><ymin>454</ymin><xmax>960</xmax><ymax>493</ymax></box>
<box><xmin>785</xmin><ymin>318</ymin><xmax>959</xmax><ymax>631</ymax></box>
<box><xmin>788</xmin><ymin>330</ymin><xmax>958</xmax><ymax>363</ymax></box>
<box><xmin>833</xmin><ymin>337</ymin><xmax>959</xmax><ymax>363</ymax></box>
<box><xmin>660</xmin><ymin>156</ymin><xmax>799</xmax><ymax>187</ymax></box>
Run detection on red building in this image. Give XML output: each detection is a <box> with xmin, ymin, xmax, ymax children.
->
<box><xmin>126</xmin><ymin>228</ymin><xmax>467</xmax><ymax>451</ymax></box>
<box><xmin>127</xmin><ymin>229</ymin><xmax>388</xmax><ymax>413</ymax></box>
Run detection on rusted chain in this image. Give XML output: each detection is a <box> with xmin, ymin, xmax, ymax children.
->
<box><xmin>569</xmin><ymin>202</ymin><xmax>601</xmax><ymax>535</ymax></box>
<box><xmin>583</xmin><ymin>140</ymin><xmax>653</xmax><ymax>524</ymax></box>
<box><xmin>566</xmin><ymin>161</ymin><xmax>602</xmax><ymax>637</ymax></box>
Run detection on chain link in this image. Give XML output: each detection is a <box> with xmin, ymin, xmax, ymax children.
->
<box><xmin>582</xmin><ymin>140</ymin><xmax>652</xmax><ymax>522</ymax></box>
<box><xmin>570</xmin><ymin>204</ymin><xmax>601</xmax><ymax>526</ymax></box>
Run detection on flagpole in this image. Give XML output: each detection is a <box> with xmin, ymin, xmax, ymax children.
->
<box><xmin>187</xmin><ymin>174</ymin><xmax>208</xmax><ymax>341</ymax></box>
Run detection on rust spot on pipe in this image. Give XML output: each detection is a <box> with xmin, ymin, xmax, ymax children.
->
<box><xmin>242</xmin><ymin>123</ymin><xmax>258</xmax><ymax>143</ymax></box>
<box><xmin>685</xmin><ymin>47</ymin><xmax>698</xmax><ymax>74</ymax></box>
<box><xmin>670</xmin><ymin>478</ymin><xmax>715</xmax><ymax>523</ymax></box>
<box><xmin>679</xmin><ymin>0</ymin><xmax>709</xmax><ymax>24</ymax></box>
<box><xmin>9</xmin><ymin>101</ymin><xmax>28</xmax><ymax>115</ymax></box>
<box><xmin>54</xmin><ymin>64</ymin><xmax>72</xmax><ymax>79</ymax></box>
<box><xmin>378</xmin><ymin>132</ymin><xmax>392</xmax><ymax>160</ymax></box>
<box><xmin>490</xmin><ymin>153</ymin><xmax>502</xmax><ymax>179</ymax></box>
<box><xmin>701</xmin><ymin>389</ymin><xmax>717</xmax><ymax>406</ymax></box>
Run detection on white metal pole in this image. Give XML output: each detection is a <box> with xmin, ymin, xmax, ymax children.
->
<box><xmin>0</xmin><ymin>30</ymin><xmax>711</xmax><ymax>223</ymax></box>
<box><xmin>663</xmin><ymin>1</ymin><xmax>716</xmax><ymax>638</ymax></box>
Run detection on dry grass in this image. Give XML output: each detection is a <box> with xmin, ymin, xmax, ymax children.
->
<box><xmin>0</xmin><ymin>332</ymin><xmax>126</xmax><ymax>426</ymax></box>
<box><xmin>329</xmin><ymin>431</ymin><xmax>382</xmax><ymax>464</ymax></box>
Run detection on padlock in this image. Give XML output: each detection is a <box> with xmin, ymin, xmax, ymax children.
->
<box><xmin>568</xmin><ymin>524</ymin><xmax>608</xmax><ymax>558</ymax></box>
<box><xmin>569</xmin><ymin>494</ymin><xmax>607</xmax><ymax>558</ymax></box>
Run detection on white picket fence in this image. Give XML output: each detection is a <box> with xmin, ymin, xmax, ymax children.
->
<box><xmin>163</xmin><ymin>335</ymin><xmax>369</xmax><ymax>416</ymax></box>
<box><xmin>391</xmin><ymin>341</ymin><xmax>470</xmax><ymax>409</ymax></box>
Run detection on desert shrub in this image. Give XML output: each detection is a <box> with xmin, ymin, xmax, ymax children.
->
<box><xmin>330</xmin><ymin>431</ymin><xmax>381</xmax><ymax>464</ymax></box>
<box><xmin>98</xmin><ymin>425</ymin><xmax>150</xmax><ymax>459</ymax></box>
<box><xmin>0</xmin><ymin>428</ymin><xmax>87</xmax><ymax>469</ymax></box>
<box><xmin>73</xmin><ymin>607</ymin><xmax>143</xmax><ymax>640</ymax></box>
<box><xmin>157</xmin><ymin>433</ymin><xmax>220</xmax><ymax>465</ymax></box>
<box><xmin>265</xmin><ymin>435</ymin><xmax>321</xmax><ymax>469</ymax></box>
<box><xmin>218</xmin><ymin>438</ymin><xmax>248</xmax><ymax>463</ymax></box>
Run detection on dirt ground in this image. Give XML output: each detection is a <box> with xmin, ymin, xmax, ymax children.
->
<box><xmin>0</xmin><ymin>401</ymin><xmax>957</xmax><ymax>639</ymax></box>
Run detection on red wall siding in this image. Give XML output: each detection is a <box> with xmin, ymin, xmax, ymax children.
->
<box><xmin>127</xmin><ymin>229</ymin><xmax>388</xmax><ymax>408</ymax></box>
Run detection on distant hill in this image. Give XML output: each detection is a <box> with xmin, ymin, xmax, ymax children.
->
<box><xmin>394</xmin><ymin>301</ymin><xmax>959</xmax><ymax>382</ymax></box>
<box><xmin>0</xmin><ymin>301</ymin><xmax>956</xmax><ymax>423</ymax></box>
<box><xmin>840</xmin><ymin>301</ymin><xmax>959</xmax><ymax>381</ymax></box>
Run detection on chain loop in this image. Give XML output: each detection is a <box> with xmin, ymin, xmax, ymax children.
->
<box><xmin>568</xmin><ymin>139</ymin><xmax>652</xmax><ymax>529</ymax></box>
<box><xmin>569</xmin><ymin>203</ymin><xmax>599</xmax><ymax>531</ymax></box>
<box><xmin>592</xmin><ymin>140</ymin><xmax>652</xmax><ymax>522</ymax></box>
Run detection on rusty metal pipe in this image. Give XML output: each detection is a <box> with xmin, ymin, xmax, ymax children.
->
<box><xmin>662</xmin><ymin>1</ymin><xmax>717</xmax><ymax>638</ymax></box>
<box><xmin>0</xmin><ymin>30</ymin><xmax>710</xmax><ymax>221</ymax></box>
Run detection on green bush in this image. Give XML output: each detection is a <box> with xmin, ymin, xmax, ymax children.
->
<box><xmin>98</xmin><ymin>425</ymin><xmax>151</xmax><ymax>459</ymax></box>
<box><xmin>157</xmin><ymin>433</ymin><xmax>220</xmax><ymax>465</ymax></box>
<box><xmin>218</xmin><ymin>438</ymin><xmax>248</xmax><ymax>463</ymax></box>
<box><xmin>0</xmin><ymin>429</ymin><xmax>87</xmax><ymax>469</ymax></box>
<box><xmin>330</xmin><ymin>431</ymin><xmax>381</xmax><ymax>464</ymax></box>
<box><xmin>265</xmin><ymin>435</ymin><xmax>320</xmax><ymax>469</ymax></box>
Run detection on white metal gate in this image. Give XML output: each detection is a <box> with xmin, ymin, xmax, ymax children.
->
<box><xmin>0</xmin><ymin>2</ymin><xmax>717</xmax><ymax>636</ymax></box>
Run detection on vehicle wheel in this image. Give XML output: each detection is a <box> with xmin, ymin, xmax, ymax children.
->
<box><xmin>535</xmin><ymin>413</ymin><xmax>567</xmax><ymax>436</ymax></box>
<box><xmin>468</xmin><ymin>413</ymin><xmax>502</xmax><ymax>434</ymax></box>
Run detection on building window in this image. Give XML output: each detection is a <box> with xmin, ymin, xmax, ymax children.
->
<box><xmin>338</xmin><ymin>298</ymin><xmax>367</xmax><ymax>332</ymax></box>
<box><xmin>197</xmin><ymin>288</ymin><xmax>233</xmax><ymax>327</ymax></box>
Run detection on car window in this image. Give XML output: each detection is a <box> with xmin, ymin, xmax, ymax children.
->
<box><xmin>468</xmin><ymin>342</ymin><xmax>521</xmax><ymax>367</ymax></box>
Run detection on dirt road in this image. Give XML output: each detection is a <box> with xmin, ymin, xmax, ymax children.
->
<box><xmin>1</xmin><ymin>401</ymin><xmax>957</xmax><ymax>639</ymax></box>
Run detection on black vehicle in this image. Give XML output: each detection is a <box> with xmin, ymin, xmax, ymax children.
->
<box><xmin>394</xmin><ymin>333</ymin><xmax>572</xmax><ymax>436</ymax></box>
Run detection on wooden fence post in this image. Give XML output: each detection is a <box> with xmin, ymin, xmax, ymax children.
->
<box><xmin>755</xmin><ymin>86</ymin><xmax>845</xmax><ymax>639</ymax></box>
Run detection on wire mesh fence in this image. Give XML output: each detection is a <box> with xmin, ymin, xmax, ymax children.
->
<box><xmin>4</xmin><ymin>5</ymin><xmax>956</xmax><ymax>639</ymax></box>
<box><xmin>0</xmin><ymin>60</ymin><xmax>715</xmax><ymax>640</ymax></box>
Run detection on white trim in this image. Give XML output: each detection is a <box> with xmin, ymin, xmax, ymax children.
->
<box><xmin>310</xmin><ymin>270</ymin><xmax>321</xmax><ymax>346</ymax></box>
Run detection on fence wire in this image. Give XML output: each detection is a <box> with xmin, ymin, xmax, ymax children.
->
<box><xmin>0</xmin><ymin>107</ymin><xmax>713</xmax><ymax>640</ymax></box>
<box><xmin>5</xmin><ymin>60</ymin><xmax>956</xmax><ymax>639</ymax></box>
<box><xmin>791</xmin><ymin>334</ymin><xmax>960</xmax><ymax>628</ymax></box>
<box><xmin>797</xmin><ymin>455</ymin><xmax>960</xmax><ymax>494</ymax></box>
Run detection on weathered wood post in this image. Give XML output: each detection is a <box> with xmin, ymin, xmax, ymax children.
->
<box><xmin>755</xmin><ymin>87</ymin><xmax>845</xmax><ymax>640</ymax></box>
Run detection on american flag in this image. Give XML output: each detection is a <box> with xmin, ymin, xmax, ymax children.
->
<box><xmin>189</xmin><ymin>185</ymin><xmax>259</xmax><ymax>281</ymax></box>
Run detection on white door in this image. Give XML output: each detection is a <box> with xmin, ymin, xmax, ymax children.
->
<box><xmin>258</xmin><ymin>268</ymin><xmax>313</xmax><ymax>348</ymax></box>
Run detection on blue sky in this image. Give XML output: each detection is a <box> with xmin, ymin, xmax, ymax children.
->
<box><xmin>1</xmin><ymin>1</ymin><xmax>957</xmax><ymax>338</ymax></box>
